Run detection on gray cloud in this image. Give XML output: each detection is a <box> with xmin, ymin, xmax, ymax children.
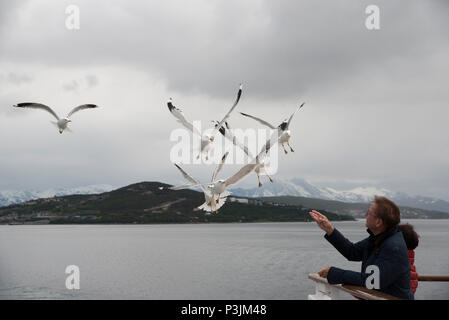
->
<box><xmin>1</xmin><ymin>0</ymin><xmax>447</xmax><ymax>99</ymax></box>
<box><xmin>0</xmin><ymin>0</ymin><xmax>448</xmax><ymax>201</ymax></box>
<box><xmin>2</xmin><ymin>73</ymin><xmax>33</xmax><ymax>85</ymax></box>
<box><xmin>62</xmin><ymin>79</ymin><xmax>79</xmax><ymax>92</ymax></box>
<box><xmin>86</xmin><ymin>74</ymin><xmax>98</xmax><ymax>88</ymax></box>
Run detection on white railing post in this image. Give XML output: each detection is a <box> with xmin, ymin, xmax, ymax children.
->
<box><xmin>308</xmin><ymin>281</ymin><xmax>341</xmax><ymax>300</ymax></box>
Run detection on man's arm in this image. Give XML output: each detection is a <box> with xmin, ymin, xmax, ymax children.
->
<box><xmin>327</xmin><ymin>244</ymin><xmax>409</xmax><ymax>289</ymax></box>
<box><xmin>325</xmin><ymin>228</ymin><xmax>369</xmax><ymax>262</ymax></box>
<box><xmin>327</xmin><ymin>267</ymin><xmax>364</xmax><ymax>286</ymax></box>
<box><xmin>309</xmin><ymin>209</ymin><xmax>368</xmax><ymax>261</ymax></box>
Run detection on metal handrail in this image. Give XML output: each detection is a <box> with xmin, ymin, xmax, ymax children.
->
<box><xmin>418</xmin><ymin>275</ymin><xmax>449</xmax><ymax>282</ymax></box>
<box><xmin>308</xmin><ymin>273</ymin><xmax>400</xmax><ymax>300</ymax></box>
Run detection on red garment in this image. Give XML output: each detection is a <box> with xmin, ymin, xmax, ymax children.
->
<box><xmin>408</xmin><ymin>250</ymin><xmax>418</xmax><ymax>294</ymax></box>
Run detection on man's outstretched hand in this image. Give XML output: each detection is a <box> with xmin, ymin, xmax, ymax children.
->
<box><xmin>318</xmin><ymin>266</ymin><xmax>331</xmax><ymax>278</ymax></box>
<box><xmin>309</xmin><ymin>210</ymin><xmax>335</xmax><ymax>235</ymax></box>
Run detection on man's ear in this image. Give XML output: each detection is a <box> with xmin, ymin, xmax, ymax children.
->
<box><xmin>376</xmin><ymin>218</ymin><xmax>384</xmax><ymax>229</ymax></box>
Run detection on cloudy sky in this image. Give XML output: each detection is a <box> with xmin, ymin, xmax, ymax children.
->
<box><xmin>0</xmin><ymin>0</ymin><xmax>448</xmax><ymax>200</ymax></box>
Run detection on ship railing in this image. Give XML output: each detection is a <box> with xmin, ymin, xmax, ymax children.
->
<box><xmin>308</xmin><ymin>273</ymin><xmax>400</xmax><ymax>300</ymax></box>
<box><xmin>417</xmin><ymin>275</ymin><xmax>449</xmax><ymax>282</ymax></box>
<box><xmin>308</xmin><ymin>273</ymin><xmax>449</xmax><ymax>300</ymax></box>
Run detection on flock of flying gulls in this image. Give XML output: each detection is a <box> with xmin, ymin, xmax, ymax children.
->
<box><xmin>12</xmin><ymin>86</ymin><xmax>304</xmax><ymax>214</ymax></box>
<box><xmin>160</xmin><ymin>84</ymin><xmax>305</xmax><ymax>213</ymax></box>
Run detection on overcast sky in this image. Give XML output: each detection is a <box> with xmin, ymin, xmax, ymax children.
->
<box><xmin>1</xmin><ymin>0</ymin><xmax>448</xmax><ymax>200</ymax></box>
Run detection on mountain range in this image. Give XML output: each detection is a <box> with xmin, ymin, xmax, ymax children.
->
<box><xmin>230</xmin><ymin>178</ymin><xmax>449</xmax><ymax>214</ymax></box>
<box><xmin>1</xmin><ymin>180</ymin><xmax>447</xmax><ymax>225</ymax></box>
<box><xmin>1</xmin><ymin>178</ymin><xmax>449</xmax><ymax>214</ymax></box>
<box><xmin>0</xmin><ymin>184</ymin><xmax>116</xmax><ymax>208</ymax></box>
<box><xmin>0</xmin><ymin>182</ymin><xmax>352</xmax><ymax>224</ymax></box>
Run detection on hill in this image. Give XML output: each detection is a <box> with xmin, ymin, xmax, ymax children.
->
<box><xmin>0</xmin><ymin>182</ymin><xmax>354</xmax><ymax>225</ymax></box>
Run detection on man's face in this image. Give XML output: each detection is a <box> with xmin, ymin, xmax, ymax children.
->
<box><xmin>365</xmin><ymin>203</ymin><xmax>381</xmax><ymax>233</ymax></box>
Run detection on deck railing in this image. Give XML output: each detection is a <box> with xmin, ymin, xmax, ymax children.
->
<box><xmin>417</xmin><ymin>275</ymin><xmax>449</xmax><ymax>282</ymax></box>
<box><xmin>308</xmin><ymin>273</ymin><xmax>449</xmax><ymax>300</ymax></box>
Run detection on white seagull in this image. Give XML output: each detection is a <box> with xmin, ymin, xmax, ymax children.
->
<box><xmin>162</xmin><ymin>140</ymin><xmax>272</xmax><ymax>210</ymax></box>
<box><xmin>159</xmin><ymin>151</ymin><xmax>231</xmax><ymax>213</ymax></box>
<box><xmin>240</xmin><ymin>102</ymin><xmax>305</xmax><ymax>154</ymax></box>
<box><xmin>212</xmin><ymin>120</ymin><xmax>253</xmax><ymax>159</ymax></box>
<box><xmin>167</xmin><ymin>84</ymin><xmax>243</xmax><ymax>160</ymax></box>
<box><xmin>13</xmin><ymin>102</ymin><xmax>98</xmax><ymax>134</ymax></box>
<box><xmin>214</xmin><ymin>120</ymin><xmax>274</xmax><ymax>187</ymax></box>
<box><xmin>205</xmin><ymin>142</ymin><xmax>272</xmax><ymax>199</ymax></box>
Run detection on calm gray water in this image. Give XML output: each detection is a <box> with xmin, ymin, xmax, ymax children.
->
<box><xmin>0</xmin><ymin>219</ymin><xmax>448</xmax><ymax>300</ymax></box>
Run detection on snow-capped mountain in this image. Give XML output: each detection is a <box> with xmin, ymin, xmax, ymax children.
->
<box><xmin>230</xmin><ymin>178</ymin><xmax>397</xmax><ymax>201</ymax></box>
<box><xmin>2</xmin><ymin>179</ymin><xmax>448</xmax><ymax>214</ymax></box>
<box><xmin>230</xmin><ymin>178</ymin><xmax>449</xmax><ymax>213</ymax></box>
<box><xmin>0</xmin><ymin>184</ymin><xmax>116</xmax><ymax>207</ymax></box>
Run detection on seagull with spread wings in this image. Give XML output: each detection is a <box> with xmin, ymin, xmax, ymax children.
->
<box><xmin>13</xmin><ymin>102</ymin><xmax>98</xmax><ymax>134</ymax></box>
<box><xmin>161</xmin><ymin>138</ymin><xmax>273</xmax><ymax>211</ymax></box>
<box><xmin>167</xmin><ymin>84</ymin><xmax>243</xmax><ymax>160</ymax></box>
<box><xmin>240</xmin><ymin>102</ymin><xmax>305</xmax><ymax>154</ymax></box>
<box><xmin>213</xmin><ymin>120</ymin><xmax>274</xmax><ymax>187</ymax></box>
<box><xmin>159</xmin><ymin>151</ymin><xmax>231</xmax><ymax>213</ymax></box>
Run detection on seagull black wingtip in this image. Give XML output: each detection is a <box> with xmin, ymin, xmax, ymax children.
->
<box><xmin>167</xmin><ymin>99</ymin><xmax>175</xmax><ymax>112</ymax></box>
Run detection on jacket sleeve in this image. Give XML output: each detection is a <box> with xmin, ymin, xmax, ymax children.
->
<box><xmin>327</xmin><ymin>242</ymin><xmax>409</xmax><ymax>290</ymax></box>
<box><xmin>327</xmin><ymin>267</ymin><xmax>364</xmax><ymax>286</ymax></box>
<box><xmin>324</xmin><ymin>228</ymin><xmax>369</xmax><ymax>262</ymax></box>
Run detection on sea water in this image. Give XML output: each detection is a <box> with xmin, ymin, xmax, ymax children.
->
<box><xmin>0</xmin><ymin>219</ymin><xmax>447</xmax><ymax>299</ymax></box>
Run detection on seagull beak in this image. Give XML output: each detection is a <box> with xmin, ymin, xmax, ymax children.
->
<box><xmin>210</xmin><ymin>136</ymin><xmax>214</xmax><ymax>142</ymax></box>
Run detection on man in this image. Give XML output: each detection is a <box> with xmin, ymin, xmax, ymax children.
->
<box><xmin>309</xmin><ymin>196</ymin><xmax>413</xmax><ymax>300</ymax></box>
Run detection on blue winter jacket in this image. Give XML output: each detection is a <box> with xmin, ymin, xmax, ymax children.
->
<box><xmin>325</xmin><ymin>226</ymin><xmax>414</xmax><ymax>300</ymax></box>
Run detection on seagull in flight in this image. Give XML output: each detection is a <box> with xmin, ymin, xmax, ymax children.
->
<box><xmin>162</xmin><ymin>138</ymin><xmax>273</xmax><ymax>210</ymax></box>
<box><xmin>13</xmin><ymin>102</ymin><xmax>98</xmax><ymax>134</ymax></box>
<box><xmin>212</xmin><ymin>120</ymin><xmax>253</xmax><ymax>159</ymax></box>
<box><xmin>213</xmin><ymin>120</ymin><xmax>274</xmax><ymax>187</ymax></box>
<box><xmin>204</xmin><ymin>141</ymin><xmax>272</xmax><ymax>198</ymax></box>
<box><xmin>167</xmin><ymin>84</ymin><xmax>243</xmax><ymax>160</ymax></box>
<box><xmin>159</xmin><ymin>152</ymin><xmax>231</xmax><ymax>213</ymax></box>
<box><xmin>240</xmin><ymin>102</ymin><xmax>305</xmax><ymax>154</ymax></box>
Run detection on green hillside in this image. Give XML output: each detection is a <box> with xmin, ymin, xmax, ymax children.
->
<box><xmin>0</xmin><ymin>182</ymin><xmax>354</xmax><ymax>225</ymax></box>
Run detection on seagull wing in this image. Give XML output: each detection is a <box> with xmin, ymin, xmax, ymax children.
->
<box><xmin>67</xmin><ymin>104</ymin><xmax>98</xmax><ymax>118</ymax></box>
<box><xmin>224</xmin><ymin>162</ymin><xmax>258</xmax><ymax>187</ymax></box>
<box><xmin>164</xmin><ymin>183</ymin><xmax>209</xmax><ymax>191</ymax></box>
<box><xmin>223</xmin><ymin>128</ymin><xmax>278</xmax><ymax>188</ymax></box>
<box><xmin>239</xmin><ymin>112</ymin><xmax>276</xmax><ymax>129</ymax></box>
<box><xmin>214</xmin><ymin>121</ymin><xmax>253</xmax><ymax>158</ymax></box>
<box><xmin>264</xmin><ymin>127</ymin><xmax>283</xmax><ymax>153</ymax></box>
<box><xmin>286</xmin><ymin>102</ymin><xmax>305</xmax><ymax>129</ymax></box>
<box><xmin>211</xmin><ymin>151</ymin><xmax>229</xmax><ymax>182</ymax></box>
<box><xmin>174</xmin><ymin>164</ymin><xmax>207</xmax><ymax>193</ymax></box>
<box><xmin>167</xmin><ymin>99</ymin><xmax>202</xmax><ymax>137</ymax></box>
<box><xmin>13</xmin><ymin>103</ymin><xmax>60</xmax><ymax>121</ymax></box>
<box><xmin>209</xmin><ymin>84</ymin><xmax>243</xmax><ymax>137</ymax></box>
